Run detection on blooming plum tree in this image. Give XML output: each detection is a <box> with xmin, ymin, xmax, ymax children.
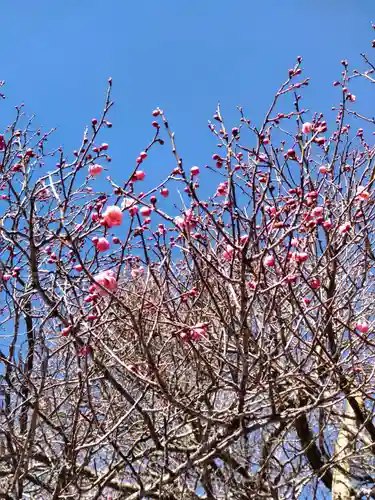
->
<box><xmin>2</xmin><ymin>32</ymin><xmax>375</xmax><ymax>500</ymax></box>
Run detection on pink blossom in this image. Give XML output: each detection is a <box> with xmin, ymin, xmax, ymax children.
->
<box><xmin>174</xmin><ymin>209</ymin><xmax>196</xmax><ymax>233</ymax></box>
<box><xmin>186</xmin><ymin>322</ymin><xmax>209</xmax><ymax>341</ymax></box>
<box><xmin>267</xmin><ymin>206</ymin><xmax>277</xmax><ymax>216</ymax></box>
<box><xmin>133</xmin><ymin>170</ymin><xmax>145</xmax><ymax>181</ymax></box>
<box><xmin>356</xmin><ymin>186</ymin><xmax>370</xmax><ymax>201</ymax></box>
<box><xmin>96</xmin><ymin>237</ymin><xmax>110</xmax><ymax>252</ymax></box>
<box><xmin>302</xmin><ymin>122</ymin><xmax>312</xmax><ymax>134</ymax></box>
<box><xmin>303</xmin><ymin>297</ymin><xmax>311</xmax><ymax>306</ymax></box>
<box><xmin>78</xmin><ymin>346</ymin><xmax>91</xmax><ymax>357</ymax></box>
<box><xmin>319</xmin><ymin>165</ymin><xmax>328</xmax><ymax>174</ymax></box>
<box><xmin>312</xmin><ymin>206</ymin><xmax>324</xmax><ymax>217</ymax></box>
<box><xmin>0</xmin><ymin>135</ymin><xmax>5</xmax><ymax>151</ymax></box>
<box><xmin>94</xmin><ymin>269</ymin><xmax>118</xmax><ymax>296</ymax></box>
<box><xmin>264</xmin><ymin>255</ymin><xmax>275</xmax><ymax>267</ymax></box>
<box><xmin>62</xmin><ymin>326</ymin><xmax>72</xmax><ymax>337</ymax></box>
<box><xmin>189</xmin><ymin>328</ymin><xmax>206</xmax><ymax>340</ymax></box>
<box><xmin>174</xmin><ymin>216</ymin><xmax>185</xmax><ymax>229</ymax></box>
<box><xmin>131</xmin><ymin>267</ymin><xmax>144</xmax><ymax>278</ymax></box>
<box><xmin>140</xmin><ymin>206</ymin><xmax>152</xmax><ymax>217</ymax></box>
<box><xmin>338</xmin><ymin>222</ymin><xmax>351</xmax><ymax>234</ymax></box>
<box><xmin>160</xmin><ymin>188</ymin><xmax>169</xmax><ymax>198</ymax></box>
<box><xmin>215</xmin><ymin>182</ymin><xmax>228</xmax><ymax>197</ymax></box>
<box><xmin>158</xmin><ymin>224</ymin><xmax>166</xmax><ymax>235</ymax></box>
<box><xmin>296</xmin><ymin>251</ymin><xmax>308</xmax><ymax>263</ymax></box>
<box><xmin>286</xmin><ymin>274</ymin><xmax>297</xmax><ymax>284</ymax></box>
<box><xmin>103</xmin><ymin>205</ymin><xmax>123</xmax><ymax>227</ymax></box>
<box><xmin>223</xmin><ymin>245</ymin><xmax>234</xmax><ymax>261</ymax></box>
<box><xmin>191</xmin><ymin>166</ymin><xmax>200</xmax><ymax>176</ymax></box>
<box><xmin>88</xmin><ymin>164</ymin><xmax>103</xmax><ymax>176</ymax></box>
<box><xmin>122</xmin><ymin>198</ymin><xmax>135</xmax><ymax>209</ymax></box>
<box><xmin>315</xmin><ymin>136</ymin><xmax>326</xmax><ymax>145</ymax></box>
<box><xmin>306</xmin><ymin>190</ymin><xmax>318</xmax><ymax>199</ymax></box>
<box><xmin>356</xmin><ymin>322</ymin><xmax>369</xmax><ymax>334</ymax></box>
<box><xmin>286</xmin><ymin>149</ymin><xmax>297</xmax><ymax>159</ymax></box>
<box><xmin>323</xmin><ymin>218</ymin><xmax>333</xmax><ymax>230</ymax></box>
<box><xmin>247</xmin><ymin>281</ymin><xmax>257</xmax><ymax>290</ymax></box>
<box><xmin>122</xmin><ymin>198</ymin><xmax>139</xmax><ymax>216</ymax></box>
<box><xmin>129</xmin><ymin>205</ymin><xmax>139</xmax><ymax>216</ymax></box>
<box><xmin>310</xmin><ymin>278</ymin><xmax>321</xmax><ymax>290</ymax></box>
<box><xmin>290</xmin><ymin>238</ymin><xmax>299</xmax><ymax>247</ymax></box>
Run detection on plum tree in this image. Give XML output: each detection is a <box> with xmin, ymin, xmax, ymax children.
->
<box><xmin>1</xmin><ymin>34</ymin><xmax>375</xmax><ymax>500</ymax></box>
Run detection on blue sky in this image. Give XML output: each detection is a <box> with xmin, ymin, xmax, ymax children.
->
<box><xmin>1</xmin><ymin>0</ymin><xmax>375</xmax><ymax>200</ymax></box>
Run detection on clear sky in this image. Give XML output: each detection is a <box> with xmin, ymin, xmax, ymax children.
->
<box><xmin>1</xmin><ymin>0</ymin><xmax>375</xmax><ymax>198</ymax></box>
